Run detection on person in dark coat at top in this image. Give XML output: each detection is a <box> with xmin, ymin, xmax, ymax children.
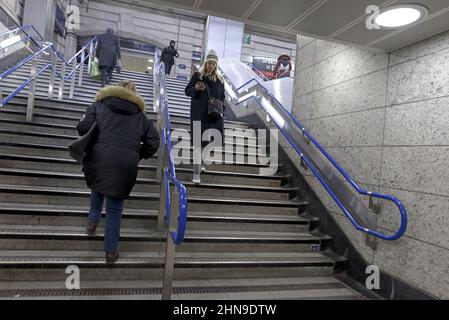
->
<box><xmin>76</xmin><ymin>80</ymin><xmax>160</xmax><ymax>264</ymax></box>
<box><xmin>185</xmin><ymin>49</ymin><xmax>225</xmax><ymax>184</ymax></box>
<box><xmin>96</xmin><ymin>28</ymin><xmax>121</xmax><ymax>87</ymax></box>
<box><xmin>161</xmin><ymin>40</ymin><xmax>179</xmax><ymax>76</ymax></box>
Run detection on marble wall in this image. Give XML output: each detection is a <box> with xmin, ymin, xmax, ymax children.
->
<box><xmin>292</xmin><ymin>31</ymin><xmax>449</xmax><ymax>299</ymax></box>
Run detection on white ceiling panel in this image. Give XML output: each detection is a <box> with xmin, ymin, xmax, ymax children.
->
<box><xmin>160</xmin><ymin>0</ymin><xmax>196</xmax><ymax>7</ymax></box>
<box><xmin>290</xmin><ymin>0</ymin><xmax>390</xmax><ymax>36</ymax></box>
<box><xmin>394</xmin><ymin>0</ymin><xmax>449</xmax><ymax>12</ymax></box>
<box><xmin>199</xmin><ymin>0</ymin><xmax>257</xmax><ymax>19</ymax></box>
<box><xmin>371</xmin><ymin>10</ymin><xmax>449</xmax><ymax>52</ymax></box>
<box><xmin>98</xmin><ymin>0</ymin><xmax>449</xmax><ymax>52</ymax></box>
<box><xmin>248</xmin><ymin>0</ymin><xmax>320</xmax><ymax>27</ymax></box>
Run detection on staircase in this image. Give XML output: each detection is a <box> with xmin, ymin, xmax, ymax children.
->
<box><xmin>0</xmin><ymin>61</ymin><xmax>365</xmax><ymax>300</ymax></box>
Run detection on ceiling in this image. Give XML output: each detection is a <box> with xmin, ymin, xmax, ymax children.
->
<box><xmin>102</xmin><ymin>0</ymin><xmax>449</xmax><ymax>52</ymax></box>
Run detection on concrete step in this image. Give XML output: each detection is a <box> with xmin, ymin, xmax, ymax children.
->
<box><xmin>0</xmin><ymin>183</ymin><xmax>306</xmax><ymax>214</ymax></box>
<box><xmin>0</xmin><ymin>119</ymin><xmax>257</xmax><ymax>146</ymax></box>
<box><xmin>0</xmin><ymin>135</ymin><xmax>265</xmax><ymax>162</ymax></box>
<box><xmin>0</xmin><ymin>167</ymin><xmax>295</xmax><ymax>201</ymax></box>
<box><xmin>0</xmin><ymin>203</ymin><xmax>312</xmax><ymax>233</ymax></box>
<box><xmin>0</xmin><ymin>141</ymin><xmax>271</xmax><ymax>168</ymax></box>
<box><xmin>0</xmin><ymin>114</ymin><xmax>258</xmax><ymax>140</ymax></box>
<box><xmin>0</xmin><ymin>103</ymin><xmax>251</xmax><ymax>130</ymax></box>
<box><xmin>6</xmin><ymin>97</ymin><xmax>198</xmax><ymax>123</ymax></box>
<box><xmin>0</xmin><ymin>276</ymin><xmax>362</xmax><ymax>300</ymax></box>
<box><xmin>2</xmin><ymin>91</ymin><xmax>191</xmax><ymax>118</ymax></box>
<box><xmin>3</xmin><ymin>100</ymin><xmax>250</xmax><ymax>129</ymax></box>
<box><xmin>0</xmin><ymin>148</ymin><xmax>276</xmax><ymax>174</ymax></box>
<box><xmin>0</xmin><ymin>106</ymin><xmax>190</xmax><ymax>128</ymax></box>
<box><xmin>0</xmin><ymin>226</ymin><xmax>328</xmax><ymax>253</ymax></box>
<box><xmin>0</xmin><ymin>129</ymin><xmax>265</xmax><ymax>158</ymax></box>
<box><xmin>0</xmin><ymin>153</ymin><xmax>288</xmax><ymax>186</ymax></box>
<box><xmin>1</xmin><ymin>82</ymin><xmax>191</xmax><ymax>114</ymax></box>
<box><xmin>0</xmin><ymin>250</ymin><xmax>338</xmax><ymax>283</ymax></box>
<box><xmin>15</xmin><ymin>61</ymin><xmax>190</xmax><ymax>84</ymax></box>
<box><xmin>2</xmin><ymin>75</ymin><xmax>192</xmax><ymax>109</ymax></box>
<box><xmin>10</xmin><ymin>65</ymin><xmax>189</xmax><ymax>91</ymax></box>
<box><xmin>1</xmin><ymin>75</ymin><xmax>187</xmax><ymax>100</ymax></box>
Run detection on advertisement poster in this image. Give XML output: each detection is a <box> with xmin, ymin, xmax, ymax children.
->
<box><xmin>251</xmin><ymin>56</ymin><xmax>277</xmax><ymax>79</ymax></box>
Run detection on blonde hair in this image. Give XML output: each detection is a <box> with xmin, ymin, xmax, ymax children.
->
<box><xmin>117</xmin><ymin>80</ymin><xmax>139</xmax><ymax>94</ymax></box>
<box><xmin>199</xmin><ymin>62</ymin><xmax>224</xmax><ymax>84</ymax></box>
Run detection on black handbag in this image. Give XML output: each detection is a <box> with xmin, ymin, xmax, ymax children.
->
<box><xmin>69</xmin><ymin>122</ymin><xmax>98</xmax><ymax>164</ymax></box>
<box><xmin>205</xmin><ymin>82</ymin><xmax>224</xmax><ymax>121</ymax></box>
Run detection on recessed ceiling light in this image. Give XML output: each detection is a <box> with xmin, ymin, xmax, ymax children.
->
<box><xmin>375</xmin><ymin>5</ymin><xmax>428</xmax><ymax>28</ymax></box>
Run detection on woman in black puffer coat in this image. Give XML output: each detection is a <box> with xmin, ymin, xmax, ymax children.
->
<box><xmin>76</xmin><ymin>80</ymin><xmax>159</xmax><ymax>264</ymax></box>
<box><xmin>185</xmin><ymin>49</ymin><xmax>225</xmax><ymax>184</ymax></box>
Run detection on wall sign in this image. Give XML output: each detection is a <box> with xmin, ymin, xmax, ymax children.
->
<box><xmin>176</xmin><ymin>75</ymin><xmax>188</xmax><ymax>81</ymax></box>
<box><xmin>192</xmin><ymin>50</ymin><xmax>202</xmax><ymax>61</ymax></box>
<box><xmin>178</xmin><ymin>64</ymin><xmax>186</xmax><ymax>69</ymax></box>
<box><xmin>243</xmin><ymin>33</ymin><xmax>252</xmax><ymax>44</ymax></box>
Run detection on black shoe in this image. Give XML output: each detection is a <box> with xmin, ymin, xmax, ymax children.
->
<box><xmin>105</xmin><ymin>252</ymin><xmax>119</xmax><ymax>265</ymax></box>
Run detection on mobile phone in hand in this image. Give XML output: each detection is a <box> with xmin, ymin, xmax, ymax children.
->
<box><xmin>197</xmin><ymin>81</ymin><xmax>206</xmax><ymax>89</ymax></box>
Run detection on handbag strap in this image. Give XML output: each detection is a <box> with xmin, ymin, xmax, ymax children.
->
<box><xmin>204</xmin><ymin>78</ymin><xmax>222</xmax><ymax>102</ymax></box>
<box><xmin>204</xmin><ymin>79</ymin><xmax>212</xmax><ymax>101</ymax></box>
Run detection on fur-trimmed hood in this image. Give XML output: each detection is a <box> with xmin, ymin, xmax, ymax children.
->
<box><xmin>95</xmin><ymin>85</ymin><xmax>146</xmax><ymax>113</ymax></box>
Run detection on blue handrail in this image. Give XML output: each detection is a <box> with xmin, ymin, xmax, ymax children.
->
<box><xmin>0</xmin><ymin>35</ymin><xmax>32</xmax><ymax>52</ymax></box>
<box><xmin>154</xmin><ymin>48</ymin><xmax>188</xmax><ymax>245</ymax></box>
<box><xmin>0</xmin><ymin>24</ymin><xmax>97</xmax><ymax>107</ymax></box>
<box><xmin>0</xmin><ymin>24</ymin><xmax>44</xmax><ymax>40</ymax></box>
<box><xmin>0</xmin><ymin>42</ymin><xmax>52</xmax><ymax>80</ymax></box>
<box><xmin>0</xmin><ymin>24</ymin><xmax>44</xmax><ymax>48</ymax></box>
<box><xmin>220</xmin><ymin>67</ymin><xmax>407</xmax><ymax>241</ymax></box>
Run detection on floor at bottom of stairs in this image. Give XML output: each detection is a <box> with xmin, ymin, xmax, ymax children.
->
<box><xmin>0</xmin><ymin>277</ymin><xmax>365</xmax><ymax>300</ymax></box>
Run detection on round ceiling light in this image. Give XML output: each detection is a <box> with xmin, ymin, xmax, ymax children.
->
<box><xmin>375</xmin><ymin>5</ymin><xmax>428</xmax><ymax>28</ymax></box>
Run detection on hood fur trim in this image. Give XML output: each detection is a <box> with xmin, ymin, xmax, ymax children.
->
<box><xmin>95</xmin><ymin>86</ymin><xmax>146</xmax><ymax>112</ymax></box>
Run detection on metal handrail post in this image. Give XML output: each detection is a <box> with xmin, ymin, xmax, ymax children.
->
<box><xmin>155</xmin><ymin>73</ymin><xmax>163</xmax><ymax>185</ymax></box>
<box><xmin>69</xmin><ymin>59</ymin><xmax>77</xmax><ymax>99</ymax></box>
<box><xmin>157</xmin><ymin>129</ymin><xmax>168</xmax><ymax>232</ymax></box>
<box><xmin>26</xmin><ymin>55</ymin><xmax>38</xmax><ymax>123</ymax></box>
<box><xmin>161</xmin><ymin>187</ymin><xmax>179</xmax><ymax>300</ymax></box>
<box><xmin>48</xmin><ymin>50</ymin><xmax>57</xmax><ymax>99</ymax></box>
<box><xmin>0</xmin><ymin>79</ymin><xmax>3</xmax><ymax>106</ymax></box>
<box><xmin>58</xmin><ymin>63</ymin><xmax>66</xmax><ymax>101</ymax></box>
<box><xmin>87</xmin><ymin>41</ymin><xmax>94</xmax><ymax>74</ymax></box>
<box><xmin>78</xmin><ymin>50</ymin><xmax>85</xmax><ymax>86</ymax></box>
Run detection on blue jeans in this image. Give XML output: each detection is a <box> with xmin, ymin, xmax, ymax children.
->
<box><xmin>87</xmin><ymin>191</ymin><xmax>124</xmax><ymax>253</ymax></box>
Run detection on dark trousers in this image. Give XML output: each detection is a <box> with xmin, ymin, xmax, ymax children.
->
<box><xmin>163</xmin><ymin>61</ymin><xmax>173</xmax><ymax>75</ymax></box>
<box><xmin>101</xmin><ymin>66</ymin><xmax>114</xmax><ymax>86</ymax></box>
<box><xmin>87</xmin><ymin>191</ymin><xmax>125</xmax><ymax>253</ymax></box>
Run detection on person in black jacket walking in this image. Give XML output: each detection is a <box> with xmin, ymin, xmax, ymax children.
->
<box><xmin>96</xmin><ymin>28</ymin><xmax>121</xmax><ymax>87</ymax></box>
<box><xmin>76</xmin><ymin>80</ymin><xmax>160</xmax><ymax>264</ymax></box>
<box><xmin>161</xmin><ymin>40</ymin><xmax>179</xmax><ymax>76</ymax></box>
<box><xmin>185</xmin><ymin>50</ymin><xmax>225</xmax><ymax>184</ymax></box>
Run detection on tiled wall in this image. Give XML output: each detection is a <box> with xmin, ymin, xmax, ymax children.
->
<box><xmin>292</xmin><ymin>31</ymin><xmax>449</xmax><ymax>299</ymax></box>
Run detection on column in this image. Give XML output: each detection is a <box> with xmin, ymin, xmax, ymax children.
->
<box><xmin>203</xmin><ymin>16</ymin><xmax>244</xmax><ymax>61</ymax></box>
<box><xmin>22</xmin><ymin>0</ymin><xmax>57</xmax><ymax>41</ymax></box>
